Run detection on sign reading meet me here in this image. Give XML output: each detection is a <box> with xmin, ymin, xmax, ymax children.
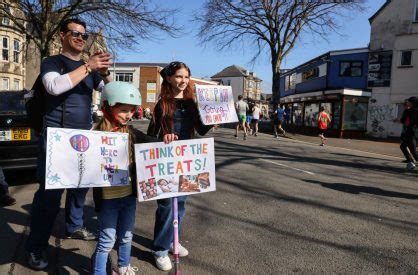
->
<box><xmin>45</xmin><ymin>127</ymin><xmax>130</xmax><ymax>189</ymax></box>
<box><xmin>135</xmin><ymin>138</ymin><xmax>216</xmax><ymax>202</ymax></box>
<box><xmin>196</xmin><ymin>85</ymin><xmax>238</xmax><ymax>125</ymax></box>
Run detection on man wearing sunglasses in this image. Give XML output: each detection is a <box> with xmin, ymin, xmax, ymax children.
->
<box><xmin>25</xmin><ymin>18</ymin><xmax>113</xmax><ymax>270</ymax></box>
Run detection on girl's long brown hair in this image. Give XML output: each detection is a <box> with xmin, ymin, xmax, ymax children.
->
<box><xmin>94</xmin><ymin>107</ymin><xmax>135</xmax><ymax>165</ymax></box>
<box><xmin>156</xmin><ymin>62</ymin><xmax>194</xmax><ymax>135</ymax></box>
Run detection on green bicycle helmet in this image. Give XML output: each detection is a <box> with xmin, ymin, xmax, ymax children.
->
<box><xmin>101</xmin><ymin>81</ymin><xmax>141</xmax><ymax>107</ymax></box>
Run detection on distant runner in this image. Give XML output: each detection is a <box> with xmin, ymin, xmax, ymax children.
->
<box><xmin>318</xmin><ymin>106</ymin><xmax>331</xmax><ymax>146</ymax></box>
<box><xmin>273</xmin><ymin>104</ymin><xmax>286</xmax><ymax>138</ymax></box>
<box><xmin>235</xmin><ymin>95</ymin><xmax>248</xmax><ymax>140</ymax></box>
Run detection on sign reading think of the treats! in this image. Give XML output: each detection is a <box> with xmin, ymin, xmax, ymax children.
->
<box><xmin>134</xmin><ymin>138</ymin><xmax>216</xmax><ymax>202</ymax></box>
<box><xmin>195</xmin><ymin>85</ymin><xmax>238</xmax><ymax>125</ymax></box>
<box><xmin>45</xmin><ymin>127</ymin><xmax>130</xmax><ymax>189</ymax></box>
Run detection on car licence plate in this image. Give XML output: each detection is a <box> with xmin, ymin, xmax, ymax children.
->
<box><xmin>12</xmin><ymin>128</ymin><xmax>31</xmax><ymax>141</ymax></box>
<box><xmin>0</xmin><ymin>128</ymin><xmax>31</xmax><ymax>141</ymax></box>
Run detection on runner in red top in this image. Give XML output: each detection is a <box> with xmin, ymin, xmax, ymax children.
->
<box><xmin>318</xmin><ymin>106</ymin><xmax>331</xmax><ymax>146</ymax></box>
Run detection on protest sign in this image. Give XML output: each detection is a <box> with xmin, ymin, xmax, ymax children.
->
<box><xmin>45</xmin><ymin>127</ymin><xmax>129</xmax><ymax>189</ymax></box>
<box><xmin>135</xmin><ymin>138</ymin><xmax>216</xmax><ymax>202</ymax></box>
<box><xmin>195</xmin><ymin>85</ymin><xmax>238</xmax><ymax>125</ymax></box>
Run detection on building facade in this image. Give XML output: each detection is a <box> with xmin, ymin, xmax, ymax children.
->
<box><xmin>279</xmin><ymin>48</ymin><xmax>370</xmax><ymax>138</ymax></box>
<box><xmin>366</xmin><ymin>0</ymin><xmax>418</xmax><ymax>138</ymax></box>
<box><xmin>211</xmin><ymin>65</ymin><xmax>262</xmax><ymax>101</ymax></box>
<box><xmin>0</xmin><ymin>5</ymin><xmax>25</xmax><ymax>91</ymax></box>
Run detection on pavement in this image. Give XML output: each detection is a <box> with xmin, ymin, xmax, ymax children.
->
<box><xmin>1</xmin><ymin>120</ymin><xmax>417</xmax><ymax>274</ymax></box>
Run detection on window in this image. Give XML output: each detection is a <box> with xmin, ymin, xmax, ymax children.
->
<box><xmin>2</xmin><ymin>78</ymin><xmax>9</xmax><ymax>90</ymax></box>
<box><xmin>2</xmin><ymin>7</ymin><xmax>10</xmax><ymax>26</ymax></box>
<box><xmin>115</xmin><ymin>72</ymin><xmax>133</xmax><ymax>83</ymax></box>
<box><xmin>400</xmin><ymin>51</ymin><xmax>412</xmax><ymax>66</ymax></box>
<box><xmin>13</xmin><ymin>40</ymin><xmax>19</xmax><ymax>63</ymax></box>
<box><xmin>227</xmin><ymin>80</ymin><xmax>231</xmax><ymax>86</ymax></box>
<box><xmin>302</xmin><ymin>67</ymin><xmax>319</xmax><ymax>81</ymax></box>
<box><xmin>342</xmin><ymin>97</ymin><xmax>368</xmax><ymax>130</ymax></box>
<box><xmin>339</xmin><ymin>61</ymin><xmax>363</xmax><ymax>77</ymax></box>
<box><xmin>415</xmin><ymin>0</ymin><xmax>418</xmax><ymax>21</ymax></box>
<box><xmin>304</xmin><ymin>103</ymin><xmax>319</xmax><ymax>127</ymax></box>
<box><xmin>2</xmin><ymin>37</ymin><xmax>9</xmax><ymax>61</ymax></box>
<box><xmin>292</xmin><ymin>103</ymin><xmax>303</xmax><ymax>125</ymax></box>
<box><xmin>13</xmin><ymin>79</ymin><xmax>19</xmax><ymax>90</ymax></box>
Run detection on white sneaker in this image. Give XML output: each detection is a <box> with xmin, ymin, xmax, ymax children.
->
<box><xmin>118</xmin><ymin>264</ymin><xmax>138</xmax><ymax>275</ymax></box>
<box><xmin>170</xmin><ymin>243</ymin><xmax>189</xmax><ymax>257</ymax></box>
<box><xmin>154</xmin><ymin>255</ymin><xmax>172</xmax><ymax>271</ymax></box>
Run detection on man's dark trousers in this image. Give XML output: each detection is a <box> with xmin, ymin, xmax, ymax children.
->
<box><xmin>25</xmin><ymin>133</ymin><xmax>89</xmax><ymax>254</ymax></box>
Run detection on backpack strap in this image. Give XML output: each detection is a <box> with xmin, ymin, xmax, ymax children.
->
<box><xmin>56</xmin><ymin>55</ymin><xmax>68</xmax><ymax>128</ymax></box>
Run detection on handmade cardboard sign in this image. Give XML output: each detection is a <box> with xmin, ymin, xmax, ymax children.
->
<box><xmin>45</xmin><ymin>127</ymin><xmax>130</xmax><ymax>189</ymax></box>
<box><xmin>195</xmin><ymin>85</ymin><xmax>238</xmax><ymax>125</ymax></box>
<box><xmin>135</xmin><ymin>138</ymin><xmax>216</xmax><ymax>201</ymax></box>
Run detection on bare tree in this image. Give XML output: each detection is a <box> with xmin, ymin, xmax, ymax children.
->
<box><xmin>195</xmin><ymin>0</ymin><xmax>364</xmax><ymax>101</ymax></box>
<box><xmin>1</xmin><ymin>0</ymin><xmax>179</xmax><ymax>61</ymax></box>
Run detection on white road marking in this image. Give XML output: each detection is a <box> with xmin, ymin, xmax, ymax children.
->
<box><xmin>277</xmin><ymin>137</ymin><xmax>403</xmax><ymax>160</ymax></box>
<box><xmin>258</xmin><ymin>158</ymin><xmax>315</xmax><ymax>175</ymax></box>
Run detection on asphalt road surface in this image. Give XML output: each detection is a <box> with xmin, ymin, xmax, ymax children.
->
<box><xmin>1</xmin><ymin>121</ymin><xmax>417</xmax><ymax>274</ymax></box>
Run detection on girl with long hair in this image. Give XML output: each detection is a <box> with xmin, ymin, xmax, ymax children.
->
<box><xmin>147</xmin><ymin>61</ymin><xmax>212</xmax><ymax>271</ymax></box>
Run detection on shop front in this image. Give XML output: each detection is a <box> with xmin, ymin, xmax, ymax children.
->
<box><xmin>280</xmin><ymin>89</ymin><xmax>370</xmax><ymax>138</ymax></box>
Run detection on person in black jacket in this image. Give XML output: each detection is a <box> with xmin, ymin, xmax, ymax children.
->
<box><xmin>400</xmin><ymin>96</ymin><xmax>418</xmax><ymax>170</ymax></box>
<box><xmin>147</xmin><ymin>61</ymin><xmax>211</xmax><ymax>271</ymax></box>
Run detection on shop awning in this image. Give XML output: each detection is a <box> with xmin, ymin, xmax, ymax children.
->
<box><xmin>280</xmin><ymin>88</ymin><xmax>371</xmax><ymax>103</ymax></box>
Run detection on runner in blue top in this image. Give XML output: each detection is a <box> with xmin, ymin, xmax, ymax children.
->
<box><xmin>273</xmin><ymin>104</ymin><xmax>286</xmax><ymax>138</ymax></box>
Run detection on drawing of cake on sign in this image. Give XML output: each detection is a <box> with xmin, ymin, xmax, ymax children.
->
<box><xmin>179</xmin><ymin>175</ymin><xmax>200</xmax><ymax>192</ymax></box>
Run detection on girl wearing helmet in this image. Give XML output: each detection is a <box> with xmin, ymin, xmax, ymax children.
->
<box><xmin>147</xmin><ymin>62</ymin><xmax>212</xmax><ymax>271</ymax></box>
<box><xmin>91</xmin><ymin>81</ymin><xmax>154</xmax><ymax>275</ymax></box>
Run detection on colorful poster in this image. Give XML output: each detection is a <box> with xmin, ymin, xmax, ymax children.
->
<box><xmin>147</xmin><ymin>82</ymin><xmax>157</xmax><ymax>103</ymax></box>
<box><xmin>45</xmin><ymin>127</ymin><xmax>129</xmax><ymax>189</ymax></box>
<box><xmin>195</xmin><ymin>85</ymin><xmax>238</xmax><ymax>125</ymax></box>
<box><xmin>134</xmin><ymin>138</ymin><xmax>216</xmax><ymax>202</ymax></box>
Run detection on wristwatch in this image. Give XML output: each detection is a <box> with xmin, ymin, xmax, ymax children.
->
<box><xmin>100</xmin><ymin>70</ymin><xmax>111</xmax><ymax>77</ymax></box>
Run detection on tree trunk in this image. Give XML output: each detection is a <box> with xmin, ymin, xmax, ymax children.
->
<box><xmin>271</xmin><ymin>60</ymin><xmax>281</xmax><ymax>104</ymax></box>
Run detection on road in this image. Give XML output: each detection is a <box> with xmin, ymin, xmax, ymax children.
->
<box><xmin>1</xmin><ymin>121</ymin><xmax>417</xmax><ymax>274</ymax></box>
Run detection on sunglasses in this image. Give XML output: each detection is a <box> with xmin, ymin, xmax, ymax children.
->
<box><xmin>160</xmin><ymin>61</ymin><xmax>186</xmax><ymax>78</ymax></box>
<box><xmin>64</xmin><ymin>30</ymin><xmax>89</xmax><ymax>41</ymax></box>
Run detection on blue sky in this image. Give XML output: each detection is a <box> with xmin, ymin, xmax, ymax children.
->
<box><xmin>120</xmin><ymin>0</ymin><xmax>386</xmax><ymax>93</ymax></box>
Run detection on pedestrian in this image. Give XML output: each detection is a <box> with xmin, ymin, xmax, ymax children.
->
<box><xmin>273</xmin><ymin>104</ymin><xmax>286</xmax><ymax>138</ymax></box>
<box><xmin>25</xmin><ymin>18</ymin><xmax>112</xmax><ymax>270</ymax></box>
<box><xmin>138</xmin><ymin>106</ymin><xmax>143</xmax><ymax>120</ymax></box>
<box><xmin>400</xmin><ymin>96</ymin><xmax>418</xmax><ymax>170</ymax></box>
<box><xmin>91</xmin><ymin>81</ymin><xmax>154</xmax><ymax>274</ymax></box>
<box><xmin>147</xmin><ymin>61</ymin><xmax>212</xmax><ymax>271</ymax></box>
<box><xmin>252</xmin><ymin>104</ymin><xmax>261</xmax><ymax>136</ymax></box>
<box><xmin>245</xmin><ymin>100</ymin><xmax>254</xmax><ymax>135</ymax></box>
<box><xmin>235</xmin><ymin>95</ymin><xmax>248</xmax><ymax>140</ymax></box>
<box><xmin>318</xmin><ymin>106</ymin><xmax>331</xmax><ymax>146</ymax></box>
<box><xmin>0</xmin><ymin>166</ymin><xmax>16</xmax><ymax>206</ymax></box>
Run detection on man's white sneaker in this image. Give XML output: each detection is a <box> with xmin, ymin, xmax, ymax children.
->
<box><xmin>118</xmin><ymin>264</ymin><xmax>138</xmax><ymax>275</ymax></box>
<box><xmin>170</xmin><ymin>243</ymin><xmax>189</xmax><ymax>257</ymax></box>
<box><xmin>155</xmin><ymin>255</ymin><xmax>172</xmax><ymax>271</ymax></box>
